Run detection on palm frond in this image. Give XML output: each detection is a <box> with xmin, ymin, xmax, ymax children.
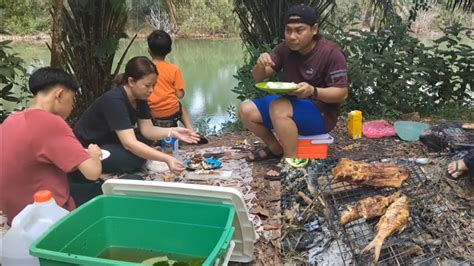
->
<box><xmin>234</xmin><ymin>0</ymin><xmax>337</xmax><ymax>51</ymax></box>
<box><xmin>58</xmin><ymin>0</ymin><xmax>131</xmax><ymax>124</ymax></box>
<box><xmin>447</xmin><ymin>0</ymin><xmax>473</xmax><ymax>11</ymax></box>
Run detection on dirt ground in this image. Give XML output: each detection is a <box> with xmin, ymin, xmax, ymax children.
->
<box><xmin>184</xmin><ymin>117</ymin><xmax>473</xmax><ymax>265</ymax></box>
<box><xmin>1</xmin><ymin>119</ymin><xmax>471</xmax><ymax>265</ymax></box>
<box><xmin>181</xmin><ymin>131</ymin><xmax>282</xmax><ymax>265</ymax></box>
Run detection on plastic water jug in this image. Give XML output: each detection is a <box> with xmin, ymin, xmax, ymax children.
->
<box><xmin>1</xmin><ymin>190</ymin><xmax>69</xmax><ymax>266</ymax></box>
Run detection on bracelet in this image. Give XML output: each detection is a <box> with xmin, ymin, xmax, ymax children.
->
<box><xmin>311</xmin><ymin>86</ymin><xmax>318</xmax><ymax>99</ymax></box>
<box><xmin>168</xmin><ymin>128</ymin><xmax>173</xmax><ymax>138</ymax></box>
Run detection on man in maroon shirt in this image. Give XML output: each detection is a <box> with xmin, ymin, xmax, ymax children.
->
<box><xmin>0</xmin><ymin>67</ymin><xmax>102</xmax><ymax>224</ymax></box>
<box><xmin>240</xmin><ymin>4</ymin><xmax>349</xmax><ymax>160</ymax></box>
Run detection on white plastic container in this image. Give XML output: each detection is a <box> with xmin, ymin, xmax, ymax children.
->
<box><xmin>102</xmin><ymin>179</ymin><xmax>257</xmax><ymax>263</ymax></box>
<box><xmin>1</xmin><ymin>190</ymin><xmax>69</xmax><ymax>266</ymax></box>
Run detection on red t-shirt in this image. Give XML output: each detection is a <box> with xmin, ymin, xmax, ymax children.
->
<box><xmin>271</xmin><ymin>38</ymin><xmax>349</xmax><ymax>131</ymax></box>
<box><xmin>0</xmin><ymin>109</ymin><xmax>89</xmax><ymax>224</ymax></box>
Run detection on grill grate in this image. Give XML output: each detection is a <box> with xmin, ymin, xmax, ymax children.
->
<box><xmin>313</xmin><ymin>159</ymin><xmax>444</xmax><ymax>265</ymax></box>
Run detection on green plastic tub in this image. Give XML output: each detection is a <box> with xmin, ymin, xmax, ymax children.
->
<box><xmin>30</xmin><ymin>195</ymin><xmax>235</xmax><ymax>266</ymax></box>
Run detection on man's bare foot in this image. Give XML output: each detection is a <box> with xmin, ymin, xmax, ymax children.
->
<box><xmin>447</xmin><ymin>159</ymin><xmax>468</xmax><ymax>178</ymax></box>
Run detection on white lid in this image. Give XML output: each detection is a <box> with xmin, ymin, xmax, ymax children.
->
<box><xmin>298</xmin><ymin>134</ymin><xmax>334</xmax><ymax>144</ymax></box>
<box><xmin>102</xmin><ymin>179</ymin><xmax>256</xmax><ymax>263</ymax></box>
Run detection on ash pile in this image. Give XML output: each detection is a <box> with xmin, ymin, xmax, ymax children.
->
<box><xmin>281</xmin><ymin>159</ymin><xmax>350</xmax><ymax>265</ymax></box>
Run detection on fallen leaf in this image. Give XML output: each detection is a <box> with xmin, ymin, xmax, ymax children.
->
<box><xmin>341</xmin><ymin>142</ymin><xmax>361</xmax><ymax>151</ymax></box>
<box><xmin>284</xmin><ymin>203</ymin><xmax>299</xmax><ymax>222</ymax></box>
<box><xmin>263</xmin><ymin>224</ymin><xmax>280</xmax><ymax>230</ymax></box>
<box><xmin>251</xmin><ymin>206</ymin><xmax>270</xmax><ymax>218</ymax></box>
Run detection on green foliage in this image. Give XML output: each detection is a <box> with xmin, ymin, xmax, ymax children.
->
<box><xmin>0</xmin><ymin>0</ymin><xmax>51</xmax><ymax>34</ymax></box>
<box><xmin>364</xmin><ymin>0</ymin><xmax>472</xmax><ymax>28</ymax></box>
<box><xmin>232</xmin><ymin>1</ymin><xmax>473</xmax><ymax>120</ymax></box>
<box><xmin>125</xmin><ymin>0</ymin><xmax>238</xmax><ymax>36</ymax></box>
<box><xmin>325</xmin><ymin>15</ymin><xmax>473</xmax><ymax>117</ymax></box>
<box><xmin>420</xmin><ymin>23</ymin><xmax>473</xmax><ymax>109</ymax></box>
<box><xmin>436</xmin><ymin>6</ymin><xmax>472</xmax><ymax>28</ymax></box>
<box><xmin>0</xmin><ymin>36</ymin><xmax>29</xmax><ymax>122</ymax></box>
<box><xmin>234</xmin><ymin>0</ymin><xmax>336</xmax><ymax>50</ymax></box>
<box><xmin>209</xmin><ymin>0</ymin><xmax>239</xmax><ymax>34</ymax></box>
<box><xmin>232</xmin><ymin>43</ymin><xmax>276</xmax><ymax>102</ymax></box>
<box><xmin>176</xmin><ymin>0</ymin><xmax>238</xmax><ymax>36</ymax></box>
<box><xmin>194</xmin><ymin>117</ymin><xmax>217</xmax><ymax>136</ymax></box>
<box><xmin>232</xmin><ymin>0</ymin><xmax>337</xmax><ymax>102</ymax></box>
<box><xmin>220</xmin><ymin>105</ymin><xmax>245</xmax><ymax>133</ymax></box>
<box><xmin>58</xmin><ymin>0</ymin><xmax>132</xmax><ymax>124</ymax></box>
<box><xmin>194</xmin><ymin>106</ymin><xmax>245</xmax><ymax>135</ymax></box>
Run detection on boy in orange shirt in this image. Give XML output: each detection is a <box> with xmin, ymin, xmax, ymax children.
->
<box><xmin>147</xmin><ymin>30</ymin><xmax>207</xmax><ymax>144</ymax></box>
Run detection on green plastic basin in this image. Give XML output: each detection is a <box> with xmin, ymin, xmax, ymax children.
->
<box><xmin>30</xmin><ymin>195</ymin><xmax>234</xmax><ymax>266</ymax></box>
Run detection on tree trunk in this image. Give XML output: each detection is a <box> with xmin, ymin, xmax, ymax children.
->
<box><xmin>50</xmin><ymin>0</ymin><xmax>64</xmax><ymax>68</ymax></box>
<box><xmin>166</xmin><ymin>0</ymin><xmax>178</xmax><ymax>29</ymax></box>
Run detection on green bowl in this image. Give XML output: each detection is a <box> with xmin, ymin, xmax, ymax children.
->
<box><xmin>255</xmin><ymin>82</ymin><xmax>297</xmax><ymax>94</ymax></box>
<box><xmin>394</xmin><ymin>121</ymin><xmax>429</xmax><ymax>142</ymax></box>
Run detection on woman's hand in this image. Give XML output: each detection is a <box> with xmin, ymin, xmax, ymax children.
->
<box><xmin>170</xmin><ymin>127</ymin><xmax>200</xmax><ymax>144</ymax></box>
<box><xmin>165</xmin><ymin>156</ymin><xmax>186</xmax><ymax>174</ymax></box>
<box><xmin>289</xmin><ymin>82</ymin><xmax>315</xmax><ymax>99</ymax></box>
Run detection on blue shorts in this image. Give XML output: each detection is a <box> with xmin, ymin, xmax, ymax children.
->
<box><xmin>251</xmin><ymin>95</ymin><xmax>326</xmax><ymax>136</ymax></box>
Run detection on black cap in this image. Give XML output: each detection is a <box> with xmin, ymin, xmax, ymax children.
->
<box><xmin>285</xmin><ymin>4</ymin><xmax>317</xmax><ymax>26</ymax></box>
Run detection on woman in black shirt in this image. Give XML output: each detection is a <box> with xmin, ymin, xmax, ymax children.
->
<box><xmin>70</xmin><ymin>56</ymin><xmax>199</xmax><ymax>205</ymax></box>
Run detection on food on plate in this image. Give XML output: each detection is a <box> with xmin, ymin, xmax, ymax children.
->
<box><xmin>266</xmin><ymin>82</ymin><xmax>296</xmax><ymax>89</ymax></box>
<box><xmin>339</xmin><ymin>193</ymin><xmax>401</xmax><ymax>225</ymax></box>
<box><xmin>332</xmin><ymin>159</ymin><xmax>410</xmax><ymax>188</ymax></box>
<box><xmin>462</xmin><ymin>123</ymin><xmax>474</xmax><ymax>130</ymax></box>
<box><xmin>362</xmin><ymin>195</ymin><xmax>410</xmax><ymax>262</ymax></box>
<box><xmin>194</xmin><ymin>169</ymin><xmax>221</xmax><ymax>175</ymax></box>
<box><xmin>185</xmin><ymin>154</ymin><xmax>219</xmax><ymax>170</ymax></box>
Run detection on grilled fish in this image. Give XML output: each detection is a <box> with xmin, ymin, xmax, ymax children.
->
<box><xmin>340</xmin><ymin>193</ymin><xmax>401</xmax><ymax>225</ymax></box>
<box><xmin>332</xmin><ymin>159</ymin><xmax>410</xmax><ymax>188</ymax></box>
<box><xmin>362</xmin><ymin>195</ymin><xmax>410</xmax><ymax>262</ymax></box>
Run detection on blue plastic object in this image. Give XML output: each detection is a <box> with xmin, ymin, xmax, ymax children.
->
<box><xmin>394</xmin><ymin>121</ymin><xmax>429</xmax><ymax>141</ymax></box>
<box><xmin>183</xmin><ymin>157</ymin><xmax>222</xmax><ymax>171</ymax></box>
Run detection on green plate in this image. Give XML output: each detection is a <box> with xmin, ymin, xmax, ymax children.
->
<box><xmin>256</xmin><ymin>82</ymin><xmax>297</xmax><ymax>94</ymax></box>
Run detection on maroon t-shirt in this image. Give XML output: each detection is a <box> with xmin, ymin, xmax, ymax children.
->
<box><xmin>0</xmin><ymin>109</ymin><xmax>89</xmax><ymax>224</ymax></box>
<box><xmin>271</xmin><ymin>38</ymin><xmax>349</xmax><ymax>131</ymax></box>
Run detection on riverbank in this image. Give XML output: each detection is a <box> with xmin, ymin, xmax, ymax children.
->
<box><xmin>0</xmin><ymin>32</ymin><xmax>241</xmax><ymax>43</ymax></box>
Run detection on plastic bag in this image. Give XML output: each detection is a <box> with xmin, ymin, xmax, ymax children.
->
<box><xmin>363</xmin><ymin>120</ymin><xmax>396</xmax><ymax>138</ymax></box>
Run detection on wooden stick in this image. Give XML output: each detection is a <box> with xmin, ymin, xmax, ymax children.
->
<box><xmin>298</xmin><ymin>191</ymin><xmax>313</xmax><ymax>205</ymax></box>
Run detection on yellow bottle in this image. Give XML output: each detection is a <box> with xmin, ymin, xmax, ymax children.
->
<box><xmin>348</xmin><ymin>110</ymin><xmax>362</xmax><ymax>140</ymax></box>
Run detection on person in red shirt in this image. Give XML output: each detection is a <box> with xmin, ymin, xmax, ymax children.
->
<box><xmin>240</xmin><ymin>4</ymin><xmax>349</xmax><ymax>160</ymax></box>
<box><xmin>0</xmin><ymin>67</ymin><xmax>102</xmax><ymax>224</ymax></box>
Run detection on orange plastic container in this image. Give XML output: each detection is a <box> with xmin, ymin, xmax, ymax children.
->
<box><xmin>295</xmin><ymin>134</ymin><xmax>334</xmax><ymax>159</ymax></box>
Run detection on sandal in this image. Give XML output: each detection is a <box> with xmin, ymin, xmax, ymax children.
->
<box><xmin>265</xmin><ymin>167</ymin><xmax>281</xmax><ymax>181</ymax></box>
<box><xmin>447</xmin><ymin>159</ymin><xmax>467</xmax><ymax>179</ymax></box>
<box><xmin>245</xmin><ymin>146</ymin><xmax>282</xmax><ymax>162</ymax></box>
